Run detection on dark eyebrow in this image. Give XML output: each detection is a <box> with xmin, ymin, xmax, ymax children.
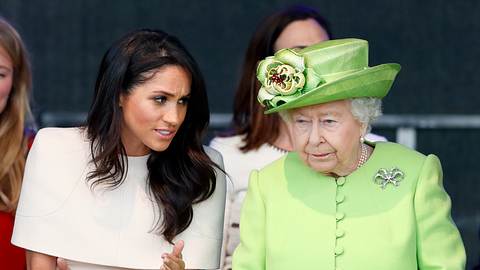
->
<box><xmin>152</xmin><ymin>90</ymin><xmax>191</xmax><ymax>99</ymax></box>
<box><xmin>152</xmin><ymin>90</ymin><xmax>175</xmax><ymax>97</ymax></box>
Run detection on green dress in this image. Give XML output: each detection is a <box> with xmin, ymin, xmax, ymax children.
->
<box><xmin>232</xmin><ymin>142</ymin><xmax>465</xmax><ymax>270</ymax></box>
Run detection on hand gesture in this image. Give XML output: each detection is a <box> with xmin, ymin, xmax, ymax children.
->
<box><xmin>56</xmin><ymin>258</ymin><xmax>69</xmax><ymax>270</ymax></box>
<box><xmin>161</xmin><ymin>240</ymin><xmax>185</xmax><ymax>270</ymax></box>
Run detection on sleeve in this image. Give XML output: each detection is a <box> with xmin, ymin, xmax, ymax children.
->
<box><xmin>232</xmin><ymin>170</ymin><xmax>265</xmax><ymax>270</ymax></box>
<box><xmin>13</xmin><ymin>128</ymin><xmax>82</xmax><ymax>218</ymax></box>
<box><xmin>220</xmin><ymin>186</ymin><xmax>233</xmax><ymax>269</ymax></box>
<box><xmin>182</xmin><ymin>146</ymin><xmax>227</xmax><ymax>269</ymax></box>
<box><xmin>208</xmin><ymin>138</ymin><xmax>236</xmax><ymax>269</ymax></box>
<box><xmin>11</xmin><ymin>128</ymin><xmax>85</xmax><ymax>253</ymax></box>
<box><xmin>208</xmin><ymin>137</ymin><xmax>221</xmax><ymax>150</ymax></box>
<box><xmin>414</xmin><ymin>154</ymin><xmax>466</xmax><ymax>270</ymax></box>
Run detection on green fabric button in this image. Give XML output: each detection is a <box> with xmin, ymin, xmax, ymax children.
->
<box><xmin>336</xmin><ymin>193</ymin><xmax>345</xmax><ymax>203</ymax></box>
<box><xmin>336</xmin><ymin>212</ymin><xmax>345</xmax><ymax>221</ymax></box>
<box><xmin>335</xmin><ymin>246</ymin><xmax>344</xmax><ymax>256</ymax></box>
<box><xmin>336</xmin><ymin>177</ymin><xmax>346</xmax><ymax>186</ymax></box>
<box><xmin>336</xmin><ymin>229</ymin><xmax>345</xmax><ymax>238</ymax></box>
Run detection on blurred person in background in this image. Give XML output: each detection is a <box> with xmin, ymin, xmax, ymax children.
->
<box><xmin>0</xmin><ymin>17</ymin><xmax>34</xmax><ymax>270</ymax></box>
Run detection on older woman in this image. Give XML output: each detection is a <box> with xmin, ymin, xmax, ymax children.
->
<box><xmin>232</xmin><ymin>39</ymin><xmax>465</xmax><ymax>269</ymax></box>
<box><xmin>210</xmin><ymin>7</ymin><xmax>386</xmax><ymax>269</ymax></box>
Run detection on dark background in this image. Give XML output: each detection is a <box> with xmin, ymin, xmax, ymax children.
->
<box><xmin>1</xmin><ymin>0</ymin><xmax>479</xmax><ymax>268</ymax></box>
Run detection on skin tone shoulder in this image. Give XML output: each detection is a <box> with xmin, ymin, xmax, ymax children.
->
<box><xmin>286</xmin><ymin>99</ymin><xmax>367</xmax><ymax>176</ymax></box>
<box><xmin>0</xmin><ymin>45</ymin><xmax>13</xmax><ymax>114</ymax></box>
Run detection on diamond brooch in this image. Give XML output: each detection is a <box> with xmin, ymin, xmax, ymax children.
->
<box><xmin>373</xmin><ymin>168</ymin><xmax>405</xmax><ymax>189</ymax></box>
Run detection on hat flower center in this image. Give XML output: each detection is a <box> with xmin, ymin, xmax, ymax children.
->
<box><xmin>256</xmin><ymin>48</ymin><xmax>324</xmax><ymax>109</ymax></box>
<box><xmin>266</xmin><ymin>64</ymin><xmax>305</xmax><ymax>95</ymax></box>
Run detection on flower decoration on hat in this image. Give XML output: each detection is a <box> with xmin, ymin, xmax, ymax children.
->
<box><xmin>257</xmin><ymin>48</ymin><xmax>325</xmax><ymax>109</ymax></box>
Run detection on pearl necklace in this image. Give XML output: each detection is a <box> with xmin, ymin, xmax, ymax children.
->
<box><xmin>268</xmin><ymin>143</ymin><xmax>289</xmax><ymax>154</ymax></box>
<box><xmin>357</xmin><ymin>143</ymin><xmax>368</xmax><ymax>169</ymax></box>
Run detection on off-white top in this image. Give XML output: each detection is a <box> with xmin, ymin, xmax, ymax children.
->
<box><xmin>209</xmin><ymin>133</ymin><xmax>386</xmax><ymax>270</ymax></box>
<box><xmin>209</xmin><ymin>136</ymin><xmax>285</xmax><ymax>270</ymax></box>
<box><xmin>12</xmin><ymin>127</ymin><xmax>226</xmax><ymax>270</ymax></box>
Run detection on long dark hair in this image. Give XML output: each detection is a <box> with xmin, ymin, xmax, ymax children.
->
<box><xmin>85</xmin><ymin>29</ymin><xmax>217</xmax><ymax>243</ymax></box>
<box><xmin>232</xmin><ymin>5</ymin><xmax>332</xmax><ymax>151</ymax></box>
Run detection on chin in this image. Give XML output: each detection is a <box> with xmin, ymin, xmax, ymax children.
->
<box><xmin>310</xmin><ymin>167</ymin><xmax>334</xmax><ymax>174</ymax></box>
<box><xmin>148</xmin><ymin>142</ymin><xmax>172</xmax><ymax>152</ymax></box>
<box><xmin>307</xmin><ymin>161</ymin><xmax>335</xmax><ymax>174</ymax></box>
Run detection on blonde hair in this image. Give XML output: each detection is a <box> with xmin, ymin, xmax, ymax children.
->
<box><xmin>0</xmin><ymin>17</ymin><xmax>32</xmax><ymax>212</ymax></box>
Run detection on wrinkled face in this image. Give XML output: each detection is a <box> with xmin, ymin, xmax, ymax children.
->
<box><xmin>274</xmin><ymin>18</ymin><xmax>330</xmax><ymax>52</ymax></box>
<box><xmin>120</xmin><ymin>65</ymin><xmax>191</xmax><ymax>156</ymax></box>
<box><xmin>0</xmin><ymin>46</ymin><xmax>13</xmax><ymax>114</ymax></box>
<box><xmin>288</xmin><ymin>100</ymin><xmax>364</xmax><ymax>176</ymax></box>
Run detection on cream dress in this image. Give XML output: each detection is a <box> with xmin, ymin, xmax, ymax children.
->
<box><xmin>12</xmin><ymin>128</ymin><xmax>226</xmax><ymax>270</ymax></box>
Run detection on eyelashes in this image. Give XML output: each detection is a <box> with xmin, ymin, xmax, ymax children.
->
<box><xmin>178</xmin><ymin>96</ymin><xmax>190</xmax><ymax>105</ymax></box>
<box><xmin>154</xmin><ymin>96</ymin><xmax>167</xmax><ymax>103</ymax></box>
<box><xmin>153</xmin><ymin>96</ymin><xmax>190</xmax><ymax>105</ymax></box>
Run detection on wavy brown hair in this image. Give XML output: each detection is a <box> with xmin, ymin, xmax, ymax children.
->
<box><xmin>85</xmin><ymin>29</ymin><xmax>219</xmax><ymax>243</ymax></box>
<box><xmin>0</xmin><ymin>18</ymin><xmax>32</xmax><ymax>212</ymax></box>
<box><xmin>232</xmin><ymin>5</ymin><xmax>331</xmax><ymax>151</ymax></box>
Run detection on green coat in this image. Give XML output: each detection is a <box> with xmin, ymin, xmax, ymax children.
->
<box><xmin>232</xmin><ymin>142</ymin><xmax>465</xmax><ymax>270</ymax></box>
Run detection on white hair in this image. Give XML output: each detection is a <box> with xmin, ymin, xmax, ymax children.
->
<box><xmin>350</xmin><ymin>97</ymin><xmax>382</xmax><ymax>133</ymax></box>
<box><xmin>278</xmin><ymin>110</ymin><xmax>291</xmax><ymax>123</ymax></box>
<box><xmin>278</xmin><ymin>97</ymin><xmax>382</xmax><ymax>133</ymax></box>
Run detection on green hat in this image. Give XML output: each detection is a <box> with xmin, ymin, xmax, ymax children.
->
<box><xmin>256</xmin><ymin>38</ymin><xmax>401</xmax><ymax>114</ymax></box>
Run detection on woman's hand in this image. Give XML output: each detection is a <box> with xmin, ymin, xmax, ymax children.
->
<box><xmin>26</xmin><ymin>251</ymin><xmax>56</xmax><ymax>270</ymax></box>
<box><xmin>56</xmin><ymin>258</ymin><xmax>69</xmax><ymax>270</ymax></box>
<box><xmin>161</xmin><ymin>240</ymin><xmax>185</xmax><ymax>270</ymax></box>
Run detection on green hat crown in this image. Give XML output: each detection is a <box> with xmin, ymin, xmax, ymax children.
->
<box><xmin>256</xmin><ymin>38</ymin><xmax>401</xmax><ymax>113</ymax></box>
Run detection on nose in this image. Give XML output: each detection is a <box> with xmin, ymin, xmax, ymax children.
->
<box><xmin>307</xmin><ymin>121</ymin><xmax>325</xmax><ymax>145</ymax></box>
<box><xmin>163</xmin><ymin>104</ymin><xmax>181</xmax><ymax>127</ymax></box>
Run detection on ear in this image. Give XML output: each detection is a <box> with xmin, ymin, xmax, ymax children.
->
<box><xmin>359</xmin><ymin>122</ymin><xmax>368</xmax><ymax>137</ymax></box>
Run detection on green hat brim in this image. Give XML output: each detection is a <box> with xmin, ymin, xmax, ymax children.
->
<box><xmin>264</xmin><ymin>63</ymin><xmax>401</xmax><ymax>114</ymax></box>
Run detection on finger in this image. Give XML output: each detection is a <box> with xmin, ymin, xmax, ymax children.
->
<box><xmin>56</xmin><ymin>258</ymin><xmax>69</xmax><ymax>270</ymax></box>
<box><xmin>170</xmin><ymin>240</ymin><xmax>184</xmax><ymax>258</ymax></box>
<box><xmin>164</xmin><ymin>255</ymin><xmax>183</xmax><ymax>270</ymax></box>
<box><xmin>162</xmin><ymin>261</ymin><xmax>173</xmax><ymax>270</ymax></box>
<box><xmin>166</xmin><ymin>254</ymin><xmax>185</xmax><ymax>267</ymax></box>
